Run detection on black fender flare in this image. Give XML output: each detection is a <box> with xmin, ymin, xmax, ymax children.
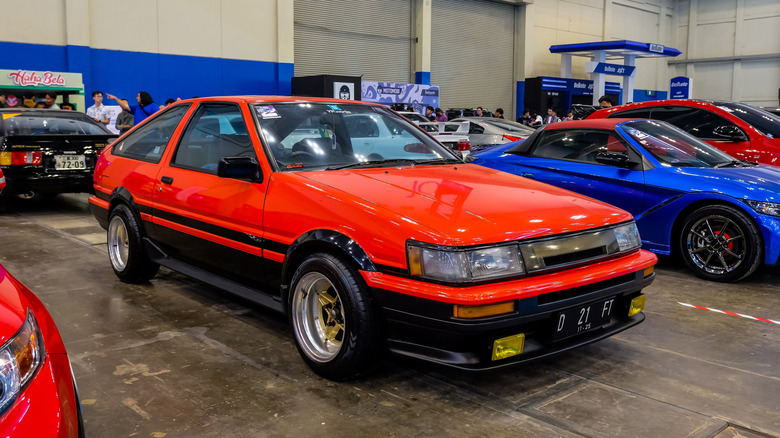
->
<box><xmin>280</xmin><ymin>229</ymin><xmax>377</xmax><ymax>300</ymax></box>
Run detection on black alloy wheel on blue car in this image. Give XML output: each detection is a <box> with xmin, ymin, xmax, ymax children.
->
<box><xmin>679</xmin><ymin>204</ymin><xmax>763</xmax><ymax>282</ymax></box>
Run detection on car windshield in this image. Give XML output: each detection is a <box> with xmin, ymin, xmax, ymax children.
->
<box><xmin>253</xmin><ymin>103</ymin><xmax>458</xmax><ymax>171</ymax></box>
<box><xmin>619</xmin><ymin>120</ymin><xmax>738</xmax><ymax>168</ymax></box>
<box><xmin>713</xmin><ymin>102</ymin><xmax>780</xmax><ymax>138</ymax></box>
<box><xmin>2</xmin><ymin>112</ymin><xmax>109</xmax><ymax>135</ymax></box>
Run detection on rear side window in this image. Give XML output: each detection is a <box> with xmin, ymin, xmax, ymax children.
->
<box><xmin>172</xmin><ymin>103</ymin><xmax>256</xmax><ymax>174</ymax></box>
<box><xmin>111</xmin><ymin>105</ymin><xmax>190</xmax><ymax>163</ymax></box>
<box><xmin>647</xmin><ymin>107</ymin><xmax>737</xmax><ymax>140</ymax></box>
<box><xmin>529</xmin><ymin>129</ymin><xmax>624</xmax><ymax>163</ymax></box>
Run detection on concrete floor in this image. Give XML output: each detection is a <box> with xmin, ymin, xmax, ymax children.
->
<box><xmin>0</xmin><ymin>193</ymin><xmax>778</xmax><ymax>438</ymax></box>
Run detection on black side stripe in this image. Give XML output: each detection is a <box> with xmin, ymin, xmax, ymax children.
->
<box><xmin>153</xmin><ymin>208</ymin><xmax>265</xmax><ymax>249</ymax></box>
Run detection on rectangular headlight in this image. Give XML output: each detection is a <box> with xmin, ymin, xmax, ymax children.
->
<box><xmin>407</xmin><ymin>243</ymin><xmax>525</xmax><ymax>282</ymax></box>
<box><xmin>613</xmin><ymin>222</ymin><xmax>642</xmax><ymax>252</ymax></box>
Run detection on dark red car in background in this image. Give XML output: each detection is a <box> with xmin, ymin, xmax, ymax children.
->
<box><xmin>587</xmin><ymin>99</ymin><xmax>780</xmax><ymax>166</ymax></box>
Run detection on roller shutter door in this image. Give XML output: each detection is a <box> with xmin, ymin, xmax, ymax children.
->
<box><xmin>431</xmin><ymin>0</ymin><xmax>515</xmax><ymax>117</ymax></box>
<box><xmin>294</xmin><ymin>0</ymin><xmax>413</xmax><ymax>83</ymax></box>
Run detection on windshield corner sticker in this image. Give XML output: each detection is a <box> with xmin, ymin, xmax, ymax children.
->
<box><xmin>326</xmin><ymin>105</ymin><xmax>351</xmax><ymax>114</ymax></box>
<box><xmin>328</xmin><ymin>105</ymin><xmax>341</xmax><ymax>111</ymax></box>
<box><xmin>256</xmin><ymin>105</ymin><xmax>281</xmax><ymax>119</ymax></box>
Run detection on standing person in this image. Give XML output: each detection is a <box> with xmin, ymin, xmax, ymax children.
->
<box><xmin>434</xmin><ymin>108</ymin><xmax>448</xmax><ymax>122</ymax></box>
<box><xmin>0</xmin><ymin>93</ymin><xmax>8</xmax><ymax>108</ymax></box>
<box><xmin>425</xmin><ymin>105</ymin><xmax>435</xmax><ymax>121</ymax></box>
<box><xmin>105</xmin><ymin>91</ymin><xmax>160</xmax><ymax>125</ymax></box>
<box><xmin>598</xmin><ymin>95</ymin><xmax>614</xmax><ymax>108</ymax></box>
<box><xmin>563</xmin><ymin>109</ymin><xmax>574</xmax><ymax>121</ymax></box>
<box><xmin>531</xmin><ymin>110</ymin><xmax>543</xmax><ymax>127</ymax></box>
<box><xmin>115</xmin><ymin>99</ymin><xmax>135</xmax><ymax>135</ymax></box>
<box><xmin>86</xmin><ymin>91</ymin><xmax>111</xmax><ymax>126</ymax></box>
<box><xmin>543</xmin><ymin>108</ymin><xmax>560</xmax><ymax>124</ymax></box>
<box><xmin>42</xmin><ymin>92</ymin><xmax>60</xmax><ymax>109</ymax></box>
<box><xmin>475</xmin><ymin>107</ymin><xmax>486</xmax><ymax>117</ymax></box>
<box><xmin>494</xmin><ymin>108</ymin><xmax>504</xmax><ymax>119</ymax></box>
<box><xmin>22</xmin><ymin>93</ymin><xmax>36</xmax><ymax>108</ymax></box>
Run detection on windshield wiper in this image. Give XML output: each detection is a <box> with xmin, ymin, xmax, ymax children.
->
<box><xmin>411</xmin><ymin>157</ymin><xmax>463</xmax><ymax>165</ymax></box>
<box><xmin>714</xmin><ymin>160</ymin><xmax>748</xmax><ymax>168</ymax></box>
<box><xmin>327</xmin><ymin>159</ymin><xmax>419</xmax><ymax>170</ymax></box>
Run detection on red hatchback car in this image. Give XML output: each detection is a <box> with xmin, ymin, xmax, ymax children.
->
<box><xmin>0</xmin><ymin>263</ymin><xmax>82</xmax><ymax>437</ymax></box>
<box><xmin>90</xmin><ymin>96</ymin><xmax>656</xmax><ymax>380</ymax></box>
<box><xmin>587</xmin><ymin>99</ymin><xmax>780</xmax><ymax>166</ymax></box>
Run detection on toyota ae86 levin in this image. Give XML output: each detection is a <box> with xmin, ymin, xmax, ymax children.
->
<box><xmin>89</xmin><ymin>96</ymin><xmax>656</xmax><ymax>380</ymax></box>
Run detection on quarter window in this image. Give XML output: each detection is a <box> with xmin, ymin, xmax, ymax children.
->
<box><xmin>111</xmin><ymin>105</ymin><xmax>190</xmax><ymax>163</ymax></box>
<box><xmin>648</xmin><ymin>107</ymin><xmax>737</xmax><ymax>140</ymax></box>
<box><xmin>172</xmin><ymin>104</ymin><xmax>256</xmax><ymax>174</ymax></box>
<box><xmin>530</xmin><ymin>129</ymin><xmax>625</xmax><ymax>164</ymax></box>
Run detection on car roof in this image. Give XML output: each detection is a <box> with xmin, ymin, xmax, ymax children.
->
<box><xmin>589</xmin><ymin>99</ymin><xmax>736</xmax><ymax>118</ymax></box>
<box><xmin>168</xmin><ymin>96</ymin><xmax>384</xmax><ymax>106</ymax></box>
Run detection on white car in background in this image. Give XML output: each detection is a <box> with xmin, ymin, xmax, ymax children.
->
<box><xmin>450</xmin><ymin>117</ymin><xmax>536</xmax><ymax>150</ymax></box>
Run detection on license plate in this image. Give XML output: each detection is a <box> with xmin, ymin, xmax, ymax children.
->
<box><xmin>553</xmin><ymin>297</ymin><xmax>615</xmax><ymax>341</ymax></box>
<box><xmin>55</xmin><ymin>154</ymin><xmax>86</xmax><ymax>170</ymax></box>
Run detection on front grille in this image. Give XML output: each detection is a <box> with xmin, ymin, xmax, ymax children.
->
<box><xmin>537</xmin><ymin>273</ymin><xmax>635</xmax><ymax>305</ymax></box>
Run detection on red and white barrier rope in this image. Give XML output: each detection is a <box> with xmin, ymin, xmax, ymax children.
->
<box><xmin>678</xmin><ymin>302</ymin><xmax>780</xmax><ymax>325</ymax></box>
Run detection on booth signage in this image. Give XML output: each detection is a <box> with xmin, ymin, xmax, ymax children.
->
<box><xmin>361</xmin><ymin>81</ymin><xmax>440</xmax><ymax>115</ymax></box>
<box><xmin>540</xmin><ymin>77</ymin><xmax>618</xmax><ymax>96</ymax></box>
<box><xmin>8</xmin><ymin>70</ymin><xmax>66</xmax><ymax>87</ymax></box>
<box><xmin>670</xmin><ymin>76</ymin><xmax>692</xmax><ymax>99</ymax></box>
<box><xmin>649</xmin><ymin>44</ymin><xmax>665</xmax><ymax>54</ymax></box>
<box><xmin>586</xmin><ymin>62</ymin><xmax>636</xmax><ymax>77</ymax></box>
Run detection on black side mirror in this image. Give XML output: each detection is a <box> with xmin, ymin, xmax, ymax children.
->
<box><xmin>713</xmin><ymin>125</ymin><xmax>748</xmax><ymax>141</ymax></box>
<box><xmin>217</xmin><ymin>156</ymin><xmax>263</xmax><ymax>182</ymax></box>
<box><xmin>595</xmin><ymin>151</ymin><xmax>634</xmax><ymax>168</ymax></box>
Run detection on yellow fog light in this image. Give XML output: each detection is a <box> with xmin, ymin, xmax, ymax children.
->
<box><xmin>628</xmin><ymin>295</ymin><xmax>646</xmax><ymax>317</ymax></box>
<box><xmin>491</xmin><ymin>333</ymin><xmax>525</xmax><ymax>361</ymax></box>
<box><xmin>643</xmin><ymin>266</ymin><xmax>654</xmax><ymax>278</ymax></box>
<box><xmin>454</xmin><ymin>301</ymin><xmax>515</xmax><ymax>319</ymax></box>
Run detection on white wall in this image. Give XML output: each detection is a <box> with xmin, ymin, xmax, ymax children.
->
<box><xmin>522</xmin><ymin>0</ymin><xmax>675</xmax><ymax>93</ymax></box>
<box><xmin>0</xmin><ymin>0</ymin><xmax>291</xmax><ymax>64</ymax></box>
<box><xmin>671</xmin><ymin>0</ymin><xmax>780</xmax><ymax>105</ymax></box>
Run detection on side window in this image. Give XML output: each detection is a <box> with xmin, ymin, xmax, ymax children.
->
<box><xmin>172</xmin><ymin>103</ymin><xmax>256</xmax><ymax>174</ymax></box>
<box><xmin>607</xmin><ymin>108</ymin><xmax>652</xmax><ymax>119</ymax></box>
<box><xmin>649</xmin><ymin>107</ymin><xmax>735</xmax><ymax>140</ymax></box>
<box><xmin>530</xmin><ymin>130</ymin><xmax>621</xmax><ymax>163</ymax></box>
<box><xmin>110</xmin><ymin>105</ymin><xmax>190</xmax><ymax>162</ymax></box>
<box><xmin>469</xmin><ymin>123</ymin><xmax>485</xmax><ymax>134</ymax></box>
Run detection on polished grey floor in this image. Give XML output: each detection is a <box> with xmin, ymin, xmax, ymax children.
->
<box><xmin>0</xmin><ymin>194</ymin><xmax>778</xmax><ymax>438</ymax></box>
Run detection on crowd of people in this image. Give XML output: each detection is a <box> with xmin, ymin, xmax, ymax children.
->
<box><xmin>517</xmin><ymin>95</ymin><xmax>614</xmax><ymax>127</ymax></box>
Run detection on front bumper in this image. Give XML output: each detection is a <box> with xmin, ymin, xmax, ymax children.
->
<box><xmin>365</xmin><ymin>251</ymin><xmax>656</xmax><ymax>371</ymax></box>
<box><xmin>0</xmin><ymin>353</ymin><xmax>80</xmax><ymax>437</ymax></box>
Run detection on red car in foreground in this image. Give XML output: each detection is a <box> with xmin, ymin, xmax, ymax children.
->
<box><xmin>587</xmin><ymin>99</ymin><xmax>780</xmax><ymax>166</ymax></box>
<box><xmin>90</xmin><ymin>96</ymin><xmax>656</xmax><ymax>380</ymax></box>
<box><xmin>0</xmin><ymin>263</ymin><xmax>82</xmax><ymax>437</ymax></box>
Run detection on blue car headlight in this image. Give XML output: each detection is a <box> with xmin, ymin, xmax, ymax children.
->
<box><xmin>0</xmin><ymin>310</ymin><xmax>45</xmax><ymax>414</ymax></box>
<box><xmin>745</xmin><ymin>200</ymin><xmax>780</xmax><ymax>217</ymax></box>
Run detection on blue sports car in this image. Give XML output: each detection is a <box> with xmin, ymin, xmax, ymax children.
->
<box><xmin>471</xmin><ymin>118</ymin><xmax>780</xmax><ymax>282</ymax></box>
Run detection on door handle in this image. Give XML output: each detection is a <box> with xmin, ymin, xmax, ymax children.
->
<box><xmin>161</xmin><ymin>176</ymin><xmax>174</xmax><ymax>184</ymax></box>
<box><xmin>520</xmin><ymin>172</ymin><xmax>535</xmax><ymax>178</ymax></box>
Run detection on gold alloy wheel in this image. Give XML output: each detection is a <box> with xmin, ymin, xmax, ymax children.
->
<box><xmin>292</xmin><ymin>272</ymin><xmax>345</xmax><ymax>363</ymax></box>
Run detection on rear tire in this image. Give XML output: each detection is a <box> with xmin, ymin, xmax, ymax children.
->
<box><xmin>678</xmin><ymin>205</ymin><xmax>762</xmax><ymax>282</ymax></box>
<box><xmin>289</xmin><ymin>252</ymin><xmax>382</xmax><ymax>380</ymax></box>
<box><xmin>107</xmin><ymin>204</ymin><xmax>160</xmax><ymax>283</ymax></box>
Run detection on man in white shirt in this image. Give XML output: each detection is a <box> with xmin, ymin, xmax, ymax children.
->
<box><xmin>86</xmin><ymin>91</ymin><xmax>110</xmax><ymax>125</ymax></box>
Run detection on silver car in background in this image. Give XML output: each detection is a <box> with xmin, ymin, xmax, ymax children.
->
<box><xmin>450</xmin><ymin>117</ymin><xmax>536</xmax><ymax>149</ymax></box>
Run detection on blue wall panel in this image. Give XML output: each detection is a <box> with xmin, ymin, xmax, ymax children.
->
<box><xmin>0</xmin><ymin>41</ymin><xmax>292</xmax><ymax>104</ymax></box>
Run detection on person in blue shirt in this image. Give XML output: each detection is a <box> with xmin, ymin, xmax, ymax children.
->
<box><xmin>106</xmin><ymin>91</ymin><xmax>160</xmax><ymax>124</ymax></box>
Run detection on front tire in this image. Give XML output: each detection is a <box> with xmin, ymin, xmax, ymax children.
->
<box><xmin>289</xmin><ymin>252</ymin><xmax>381</xmax><ymax>380</ymax></box>
<box><xmin>679</xmin><ymin>205</ymin><xmax>762</xmax><ymax>282</ymax></box>
<box><xmin>107</xmin><ymin>204</ymin><xmax>160</xmax><ymax>283</ymax></box>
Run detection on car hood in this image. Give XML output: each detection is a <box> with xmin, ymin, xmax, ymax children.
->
<box><xmin>298</xmin><ymin>164</ymin><xmax>633</xmax><ymax>245</ymax></box>
<box><xmin>0</xmin><ymin>266</ymin><xmax>29</xmax><ymax>345</ymax></box>
<box><xmin>665</xmin><ymin>165</ymin><xmax>780</xmax><ymax>202</ymax></box>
